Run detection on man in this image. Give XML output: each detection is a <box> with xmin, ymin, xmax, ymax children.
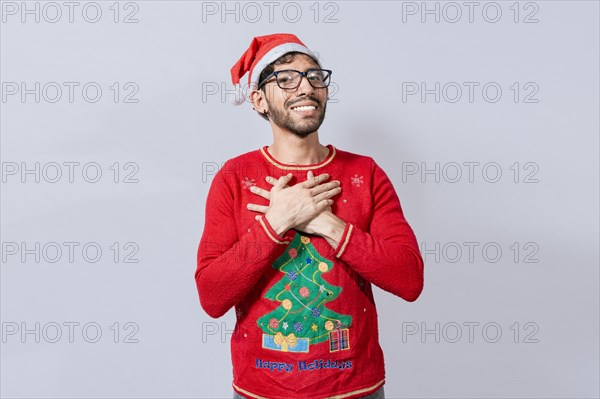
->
<box><xmin>195</xmin><ymin>33</ymin><xmax>424</xmax><ymax>399</ymax></box>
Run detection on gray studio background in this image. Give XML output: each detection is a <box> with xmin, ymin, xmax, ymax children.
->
<box><xmin>1</xmin><ymin>1</ymin><xmax>598</xmax><ymax>398</ymax></box>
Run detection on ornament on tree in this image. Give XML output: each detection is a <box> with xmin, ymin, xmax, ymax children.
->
<box><xmin>299</xmin><ymin>287</ymin><xmax>310</xmax><ymax>298</ymax></box>
<box><xmin>257</xmin><ymin>234</ymin><xmax>352</xmax><ymax>353</ymax></box>
<box><xmin>324</xmin><ymin>320</ymin><xmax>334</xmax><ymax>331</ymax></box>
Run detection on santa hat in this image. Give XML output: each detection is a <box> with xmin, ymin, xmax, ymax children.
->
<box><xmin>229</xmin><ymin>33</ymin><xmax>320</xmax><ymax>105</ymax></box>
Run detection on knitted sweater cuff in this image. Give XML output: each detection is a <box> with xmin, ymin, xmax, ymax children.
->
<box><xmin>331</xmin><ymin>222</ymin><xmax>353</xmax><ymax>259</ymax></box>
<box><xmin>257</xmin><ymin>215</ymin><xmax>294</xmax><ymax>244</ymax></box>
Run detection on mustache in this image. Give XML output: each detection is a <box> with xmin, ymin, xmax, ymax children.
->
<box><xmin>287</xmin><ymin>96</ymin><xmax>322</xmax><ymax>107</ymax></box>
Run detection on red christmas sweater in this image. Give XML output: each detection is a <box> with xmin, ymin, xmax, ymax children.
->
<box><xmin>195</xmin><ymin>144</ymin><xmax>424</xmax><ymax>399</ymax></box>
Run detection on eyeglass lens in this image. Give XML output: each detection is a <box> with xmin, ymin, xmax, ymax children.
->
<box><xmin>276</xmin><ymin>70</ymin><xmax>330</xmax><ymax>88</ymax></box>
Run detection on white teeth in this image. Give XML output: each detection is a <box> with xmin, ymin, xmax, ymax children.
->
<box><xmin>292</xmin><ymin>105</ymin><xmax>316</xmax><ymax>111</ymax></box>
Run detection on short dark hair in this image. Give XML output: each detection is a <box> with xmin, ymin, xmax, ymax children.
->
<box><xmin>255</xmin><ymin>51</ymin><xmax>320</xmax><ymax>121</ymax></box>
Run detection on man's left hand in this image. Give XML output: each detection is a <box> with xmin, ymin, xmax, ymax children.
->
<box><xmin>247</xmin><ymin>170</ymin><xmax>346</xmax><ymax>247</ymax></box>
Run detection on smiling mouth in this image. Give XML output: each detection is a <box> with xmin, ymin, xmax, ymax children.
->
<box><xmin>290</xmin><ymin>105</ymin><xmax>318</xmax><ymax>115</ymax></box>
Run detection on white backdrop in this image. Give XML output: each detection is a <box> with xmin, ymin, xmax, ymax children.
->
<box><xmin>1</xmin><ymin>1</ymin><xmax>598</xmax><ymax>398</ymax></box>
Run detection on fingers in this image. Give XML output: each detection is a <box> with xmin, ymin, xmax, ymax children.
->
<box><xmin>305</xmin><ymin>171</ymin><xmax>330</xmax><ymax>188</ymax></box>
<box><xmin>315</xmin><ymin>173</ymin><xmax>330</xmax><ymax>184</ymax></box>
<box><xmin>265</xmin><ymin>176</ymin><xmax>277</xmax><ymax>186</ymax></box>
<box><xmin>310</xmin><ymin>180</ymin><xmax>341</xmax><ymax>197</ymax></box>
<box><xmin>265</xmin><ymin>172</ymin><xmax>330</xmax><ymax>189</ymax></box>
<box><xmin>246</xmin><ymin>203</ymin><xmax>269</xmax><ymax>213</ymax></box>
<box><xmin>274</xmin><ymin>173</ymin><xmax>292</xmax><ymax>190</ymax></box>
<box><xmin>313</xmin><ymin>187</ymin><xmax>341</xmax><ymax>204</ymax></box>
<box><xmin>306</xmin><ymin>170</ymin><xmax>315</xmax><ymax>187</ymax></box>
<box><xmin>316</xmin><ymin>198</ymin><xmax>335</xmax><ymax>211</ymax></box>
<box><xmin>266</xmin><ymin>175</ymin><xmax>290</xmax><ymax>189</ymax></box>
<box><xmin>249</xmin><ymin>185</ymin><xmax>271</xmax><ymax>200</ymax></box>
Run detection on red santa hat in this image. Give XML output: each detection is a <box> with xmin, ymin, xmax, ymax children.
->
<box><xmin>229</xmin><ymin>33</ymin><xmax>320</xmax><ymax>105</ymax></box>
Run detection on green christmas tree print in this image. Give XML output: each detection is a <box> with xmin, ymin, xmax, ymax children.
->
<box><xmin>257</xmin><ymin>234</ymin><xmax>352</xmax><ymax>353</ymax></box>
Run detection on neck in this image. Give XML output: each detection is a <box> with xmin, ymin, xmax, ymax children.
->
<box><xmin>267</xmin><ymin>131</ymin><xmax>328</xmax><ymax>165</ymax></box>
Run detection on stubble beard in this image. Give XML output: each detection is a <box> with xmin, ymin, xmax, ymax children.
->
<box><xmin>267</xmin><ymin>98</ymin><xmax>327</xmax><ymax>139</ymax></box>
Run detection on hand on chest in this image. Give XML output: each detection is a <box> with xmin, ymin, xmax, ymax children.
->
<box><xmin>236</xmin><ymin>169</ymin><xmax>370</xmax><ymax>232</ymax></box>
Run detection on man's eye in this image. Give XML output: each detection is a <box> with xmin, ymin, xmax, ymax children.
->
<box><xmin>278</xmin><ymin>74</ymin><xmax>294</xmax><ymax>83</ymax></box>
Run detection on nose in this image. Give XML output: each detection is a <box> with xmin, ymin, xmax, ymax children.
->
<box><xmin>296</xmin><ymin>74</ymin><xmax>315</xmax><ymax>96</ymax></box>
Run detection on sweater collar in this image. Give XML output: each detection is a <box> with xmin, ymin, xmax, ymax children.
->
<box><xmin>259</xmin><ymin>144</ymin><xmax>336</xmax><ymax>170</ymax></box>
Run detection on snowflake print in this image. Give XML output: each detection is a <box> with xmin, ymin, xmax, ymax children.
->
<box><xmin>350</xmin><ymin>174</ymin><xmax>364</xmax><ymax>187</ymax></box>
<box><xmin>241</xmin><ymin>176</ymin><xmax>256</xmax><ymax>189</ymax></box>
<box><xmin>287</xmin><ymin>271</ymin><xmax>298</xmax><ymax>281</ymax></box>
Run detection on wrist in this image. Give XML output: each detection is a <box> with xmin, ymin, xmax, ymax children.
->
<box><xmin>265</xmin><ymin>213</ymin><xmax>292</xmax><ymax>236</ymax></box>
<box><xmin>321</xmin><ymin>213</ymin><xmax>346</xmax><ymax>249</ymax></box>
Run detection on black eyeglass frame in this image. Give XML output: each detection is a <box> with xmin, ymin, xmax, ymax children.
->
<box><xmin>257</xmin><ymin>68</ymin><xmax>333</xmax><ymax>90</ymax></box>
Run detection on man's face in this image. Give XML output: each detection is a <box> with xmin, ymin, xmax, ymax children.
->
<box><xmin>261</xmin><ymin>54</ymin><xmax>329</xmax><ymax>138</ymax></box>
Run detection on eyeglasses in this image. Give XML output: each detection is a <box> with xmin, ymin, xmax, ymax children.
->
<box><xmin>258</xmin><ymin>68</ymin><xmax>332</xmax><ymax>90</ymax></box>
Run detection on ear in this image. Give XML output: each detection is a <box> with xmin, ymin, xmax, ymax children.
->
<box><xmin>249</xmin><ymin>89</ymin><xmax>268</xmax><ymax>114</ymax></box>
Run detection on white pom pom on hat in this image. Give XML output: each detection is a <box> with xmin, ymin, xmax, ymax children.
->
<box><xmin>229</xmin><ymin>33</ymin><xmax>320</xmax><ymax>106</ymax></box>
